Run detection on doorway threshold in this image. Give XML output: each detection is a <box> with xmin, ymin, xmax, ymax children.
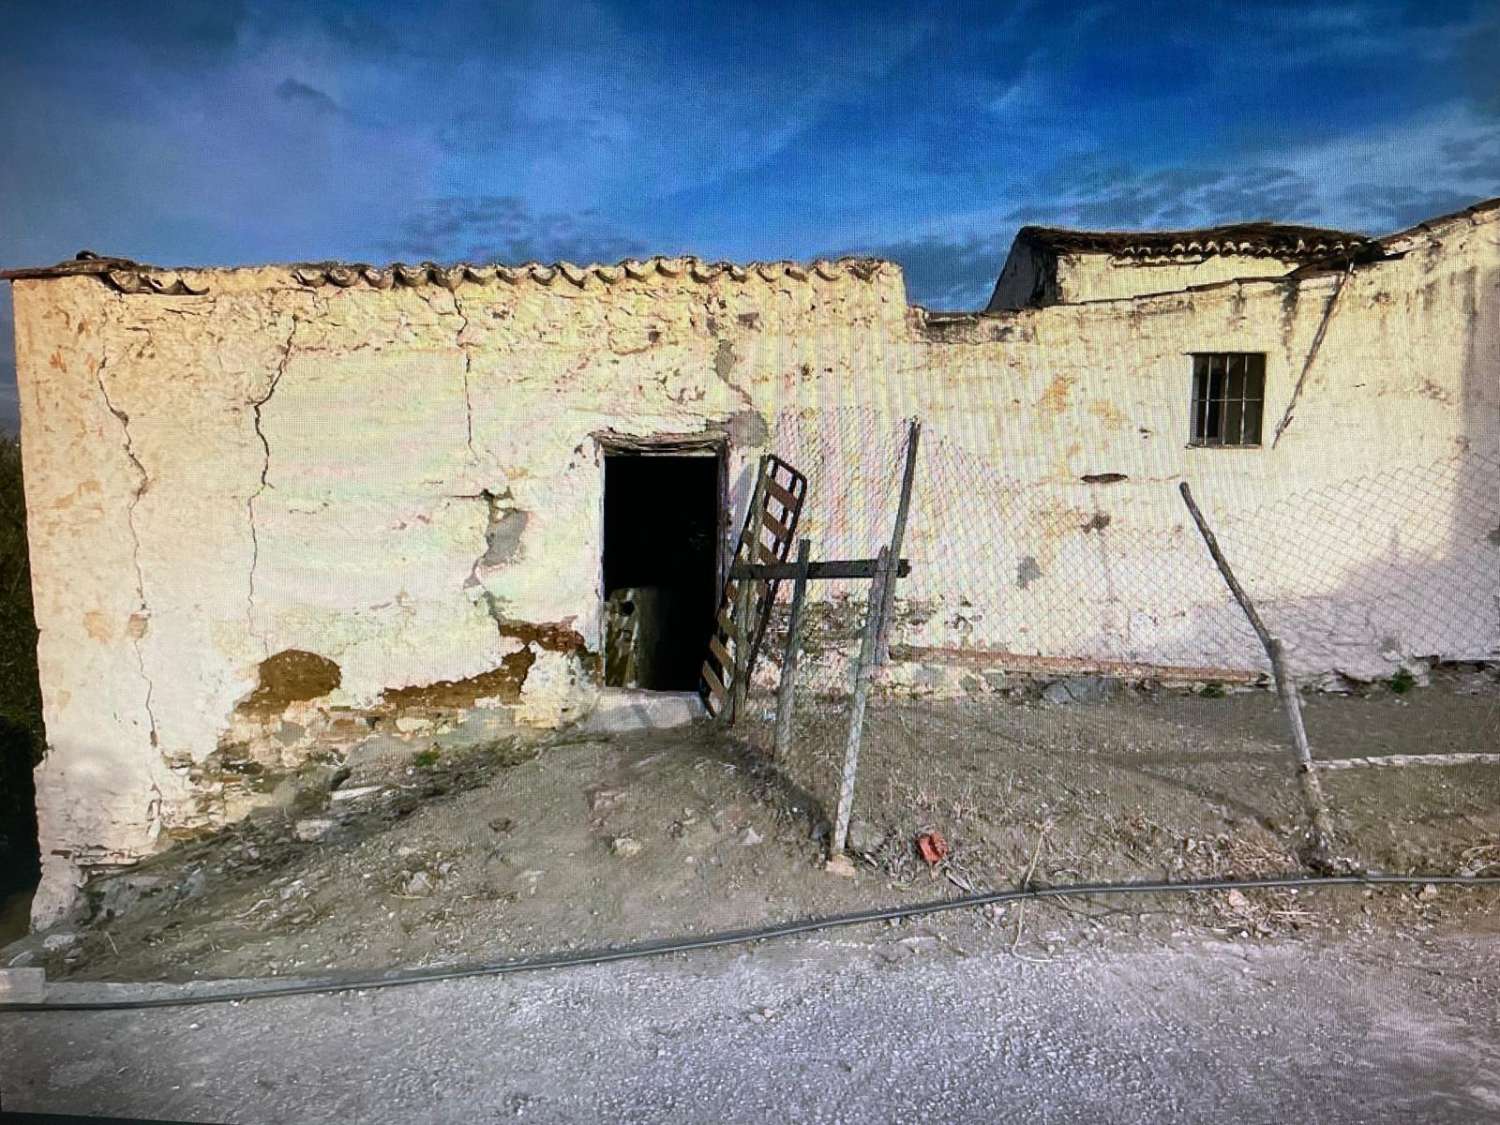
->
<box><xmin>581</xmin><ymin>689</ymin><xmax>706</xmax><ymax>733</ymax></box>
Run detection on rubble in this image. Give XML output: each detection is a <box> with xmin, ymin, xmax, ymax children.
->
<box><xmin>610</xmin><ymin>836</ymin><xmax>643</xmax><ymax>859</ymax></box>
<box><xmin>294</xmin><ymin>818</ymin><xmax>336</xmax><ymax>842</ymax></box>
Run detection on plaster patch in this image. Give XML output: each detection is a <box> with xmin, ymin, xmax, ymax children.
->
<box><xmin>1017</xmin><ymin>556</ymin><xmax>1043</xmax><ymax>589</ymax></box>
<box><xmin>1039</xmin><ymin>373</ymin><xmax>1075</xmax><ymax>413</ymax></box>
<box><xmin>478</xmin><ymin>493</ymin><xmax>529</xmax><ymax>568</ymax></box>
<box><xmin>84</xmin><ymin>611</ymin><xmax>112</xmax><ymax>642</ymax></box>
<box><xmin>727</xmin><ymin>409</ymin><xmax>770</xmax><ymax>448</ymax></box>
<box><xmin>714</xmin><ymin>338</ymin><xmax>738</xmax><ymax>380</ymax></box>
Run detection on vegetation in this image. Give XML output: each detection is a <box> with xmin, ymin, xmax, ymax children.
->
<box><xmin>0</xmin><ymin>434</ymin><xmax>42</xmax><ymax>889</ymax></box>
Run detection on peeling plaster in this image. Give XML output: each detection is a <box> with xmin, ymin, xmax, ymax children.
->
<box><xmin>240</xmin><ymin>649</ymin><xmax>342</xmax><ymax>715</ymax></box>
<box><xmin>712</xmin><ymin>336</ymin><xmax>753</xmax><ymax>408</ymax></box>
<box><xmin>1016</xmin><ymin>556</ymin><xmax>1043</xmax><ymax>589</ymax></box>
<box><xmin>8</xmin><ymin>214</ymin><xmax>1498</xmax><ymax>914</ymax></box>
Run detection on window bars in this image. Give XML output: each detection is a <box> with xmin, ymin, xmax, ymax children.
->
<box><xmin>1190</xmin><ymin>352</ymin><xmax>1265</xmax><ymax>447</ymax></box>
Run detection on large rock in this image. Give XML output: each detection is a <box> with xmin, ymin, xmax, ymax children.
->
<box><xmin>1042</xmin><ymin>676</ymin><xmax>1117</xmax><ymax>705</ymax></box>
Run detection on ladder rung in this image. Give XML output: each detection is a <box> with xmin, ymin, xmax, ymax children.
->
<box><xmin>766</xmin><ymin>479</ymin><xmax>798</xmax><ymax>510</ymax></box>
<box><xmin>702</xmin><ymin>662</ymin><xmax>727</xmax><ymax>703</ymax></box>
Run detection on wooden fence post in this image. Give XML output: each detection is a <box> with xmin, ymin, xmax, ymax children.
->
<box><xmin>774</xmin><ymin>538</ymin><xmax>813</xmax><ymax>758</ymax></box>
<box><xmin>1179</xmin><ymin>482</ymin><xmax>1336</xmax><ymax>863</ymax></box>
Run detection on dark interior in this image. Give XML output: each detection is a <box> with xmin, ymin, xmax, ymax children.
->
<box><xmin>603</xmin><ymin>453</ymin><xmax>721</xmax><ymax>691</ymax></box>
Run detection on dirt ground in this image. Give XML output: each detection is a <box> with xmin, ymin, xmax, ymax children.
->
<box><xmin>7</xmin><ymin>666</ymin><xmax>1498</xmax><ymax>983</ymax></box>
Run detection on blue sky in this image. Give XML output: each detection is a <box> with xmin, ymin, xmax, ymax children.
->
<box><xmin>3</xmin><ymin>0</ymin><xmax>1499</xmax><ymax>432</ymax></box>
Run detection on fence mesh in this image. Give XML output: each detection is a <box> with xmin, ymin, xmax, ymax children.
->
<box><xmin>734</xmin><ymin>409</ymin><xmax>1500</xmax><ymax>847</ymax></box>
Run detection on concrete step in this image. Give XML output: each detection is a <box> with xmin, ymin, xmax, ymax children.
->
<box><xmin>581</xmin><ymin>689</ymin><xmax>706</xmax><ymax>733</ymax></box>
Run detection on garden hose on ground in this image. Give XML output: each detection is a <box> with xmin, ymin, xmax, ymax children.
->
<box><xmin>3</xmin><ymin>871</ymin><xmax>1497</xmax><ymax>1013</ymax></box>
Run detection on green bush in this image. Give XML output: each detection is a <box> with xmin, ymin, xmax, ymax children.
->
<box><xmin>0</xmin><ymin>434</ymin><xmax>42</xmax><ymax>888</ymax></box>
<box><xmin>1387</xmin><ymin>667</ymin><xmax>1416</xmax><ymax>694</ymax></box>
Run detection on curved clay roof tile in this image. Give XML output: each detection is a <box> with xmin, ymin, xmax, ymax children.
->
<box><xmin>107</xmin><ymin>270</ymin><xmax>152</xmax><ymax>293</ymax></box>
<box><xmin>2</xmin><ymin>249</ymin><xmax>898</xmax><ymax>294</ymax></box>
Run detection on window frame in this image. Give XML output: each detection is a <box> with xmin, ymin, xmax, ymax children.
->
<box><xmin>1187</xmin><ymin>351</ymin><xmax>1266</xmax><ymax>449</ymax></box>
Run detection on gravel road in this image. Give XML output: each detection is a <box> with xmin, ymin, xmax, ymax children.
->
<box><xmin>4</xmin><ymin>926</ymin><xmax>1499</xmax><ymax>1124</ymax></box>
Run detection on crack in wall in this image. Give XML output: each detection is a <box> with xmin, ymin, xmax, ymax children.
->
<box><xmin>451</xmin><ymin>291</ymin><xmax>478</xmax><ymax>461</ymax></box>
<box><xmin>95</xmin><ymin>333</ymin><xmax>160</xmax><ymax>749</ymax></box>
<box><xmin>246</xmin><ymin>313</ymin><xmax>301</xmax><ymax>653</ymax></box>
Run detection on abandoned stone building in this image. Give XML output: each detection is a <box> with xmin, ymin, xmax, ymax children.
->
<box><xmin>5</xmin><ymin>197</ymin><xmax>1498</xmax><ymax>924</ymax></box>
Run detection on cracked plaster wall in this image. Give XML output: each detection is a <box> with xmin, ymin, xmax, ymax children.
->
<box><xmin>876</xmin><ymin>213</ymin><xmax>1498</xmax><ymax>681</ymax></box>
<box><xmin>10</xmin><ymin>211</ymin><xmax>1498</xmax><ymax>922</ymax></box>
<box><xmin>12</xmin><ymin>263</ymin><xmax>909</xmax><ymax>922</ymax></box>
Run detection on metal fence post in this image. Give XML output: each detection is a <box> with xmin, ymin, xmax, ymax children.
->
<box><xmin>876</xmin><ymin>420</ymin><xmax>921</xmax><ymax>666</ymax></box>
<box><xmin>830</xmin><ymin>546</ymin><xmax>891</xmax><ymax>863</ymax></box>
<box><xmin>773</xmin><ymin>538</ymin><xmax>812</xmax><ymax>758</ymax></box>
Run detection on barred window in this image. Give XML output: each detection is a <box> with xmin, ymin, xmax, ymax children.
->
<box><xmin>1190</xmin><ymin>353</ymin><xmax>1265</xmax><ymax>447</ymax></box>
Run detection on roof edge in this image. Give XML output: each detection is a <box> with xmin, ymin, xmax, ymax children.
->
<box><xmin>1011</xmin><ymin>221</ymin><xmax>1375</xmax><ymax>262</ymax></box>
<box><xmin>1377</xmin><ymin>195</ymin><xmax>1500</xmax><ymax>248</ymax></box>
<box><xmin>0</xmin><ymin>250</ymin><xmax>898</xmax><ymax>293</ymax></box>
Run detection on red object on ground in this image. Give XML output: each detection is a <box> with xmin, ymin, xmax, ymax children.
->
<box><xmin>917</xmin><ymin>831</ymin><xmax>949</xmax><ymax>865</ymax></box>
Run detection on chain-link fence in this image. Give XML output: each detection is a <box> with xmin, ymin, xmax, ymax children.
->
<box><xmin>733</xmin><ymin>410</ymin><xmax>1500</xmax><ymax>866</ymax></box>
<box><xmin>734</xmin><ymin>410</ymin><xmax>914</xmax><ymax>838</ymax></box>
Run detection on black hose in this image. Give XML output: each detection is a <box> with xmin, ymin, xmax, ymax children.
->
<box><xmin>4</xmin><ymin>871</ymin><xmax>1496</xmax><ymax>1013</ymax></box>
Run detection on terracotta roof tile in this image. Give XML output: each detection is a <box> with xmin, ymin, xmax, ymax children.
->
<box><xmin>1015</xmin><ymin>221</ymin><xmax>1376</xmax><ymax>261</ymax></box>
<box><xmin>0</xmin><ymin>251</ymin><xmax>892</xmax><ymax>293</ymax></box>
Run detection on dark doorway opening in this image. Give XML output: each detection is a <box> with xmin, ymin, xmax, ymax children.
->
<box><xmin>603</xmin><ymin>452</ymin><xmax>721</xmax><ymax>691</ymax></box>
<box><xmin>1</xmin><ymin>434</ymin><xmax>43</xmax><ymax>941</ymax></box>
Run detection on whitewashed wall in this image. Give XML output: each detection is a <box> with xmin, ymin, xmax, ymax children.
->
<box><xmin>11</xmin><ymin>205</ymin><xmax>1498</xmax><ymax>920</ymax></box>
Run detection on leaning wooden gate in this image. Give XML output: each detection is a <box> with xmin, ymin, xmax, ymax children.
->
<box><xmin>699</xmin><ymin>455</ymin><xmax>807</xmax><ymax>718</ymax></box>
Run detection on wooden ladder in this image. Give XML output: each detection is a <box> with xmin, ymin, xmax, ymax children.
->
<box><xmin>700</xmin><ymin>454</ymin><xmax>807</xmax><ymax>719</ymax></box>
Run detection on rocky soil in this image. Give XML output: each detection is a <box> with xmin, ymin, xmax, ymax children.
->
<box><xmin>5</xmin><ymin>666</ymin><xmax>1497</xmax><ymax>982</ymax></box>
